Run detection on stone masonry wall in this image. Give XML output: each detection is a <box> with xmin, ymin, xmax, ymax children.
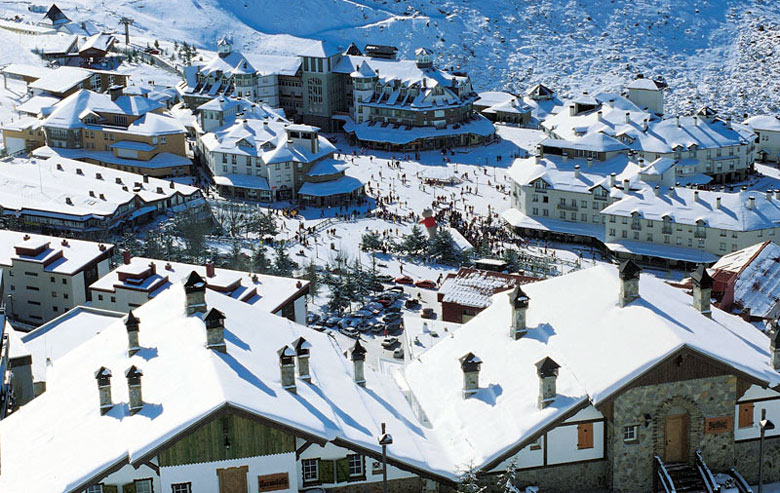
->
<box><xmin>478</xmin><ymin>460</ymin><xmax>608</xmax><ymax>492</ymax></box>
<box><xmin>609</xmin><ymin>375</ymin><xmax>736</xmax><ymax>492</ymax></box>
<box><xmin>327</xmin><ymin>477</ymin><xmax>423</xmax><ymax>493</ymax></box>
<box><xmin>735</xmin><ymin>436</ymin><xmax>780</xmax><ymax>485</ymax></box>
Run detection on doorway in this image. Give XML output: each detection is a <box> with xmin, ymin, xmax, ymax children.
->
<box><xmin>217</xmin><ymin>465</ymin><xmax>248</xmax><ymax>493</ymax></box>
<box><xmin>664</xmin><ymin>413</ymin><xmax>689</xmax><ymax>462</ymax></box>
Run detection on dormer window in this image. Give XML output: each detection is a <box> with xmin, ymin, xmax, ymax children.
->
<box><xmin>534</xmin><ymin>180</ymin><xmax>547</xmax><ymax>191</ymax></box>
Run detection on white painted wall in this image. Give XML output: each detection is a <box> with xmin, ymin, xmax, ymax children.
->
<box><xmin>294</xmin><ymin>296</ymin><xmax>307</xmax><ymax>325</ymax></box>
<box><xmin>161</xmin><ymin>452</ymin><xmax>298</xmax><ymax>493</ymax></box>
<box><xmin>546</xmin><ymin>420</ymin><xmax>605</xmax><ymax>465</ymax></box>
<box><xmin>735</xmin><ymin>385</ymin><xmax>780</xmax><ymax>441</ymax></box>
<box><xmin>297</xmin><ymin>440</ymin><xmax>414</xmax><ymax>486</ymax></box>
<box><xmin>98</xmin><ymin>462</ymin><xmax>161</xmax><ymax>492</ymax></box>
<box><xmin>3</xmin><ymin>136</ymin><xmax>26</xmax><ymax>154</ymax></box>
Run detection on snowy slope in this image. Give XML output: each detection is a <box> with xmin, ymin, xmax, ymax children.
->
<box><xmin>2</xmin><ymin>0</ymin><xmax>780</xmax><ymax>116</ymax></box>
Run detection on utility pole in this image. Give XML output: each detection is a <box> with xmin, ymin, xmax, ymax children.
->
<box><xmin>378</xmin><ymin>422</ymin><xmax>393</xmax><ymax>493</ymax></box>
<box><xmin>119</xmin><ymin>17</ymin><xmax>134</xmax><ymax>46</ymax></box>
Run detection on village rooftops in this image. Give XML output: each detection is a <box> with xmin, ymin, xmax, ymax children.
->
<box><xmin>509</xmin><ymin>152</ymin><xmax>635</xmax><ymax>194</ymax></box>
<box><xmin>0</xmin><ymin>230</ymin><xmax>113</xmax><ymax>276</ymax></box>
<box><xmin>402</xmin><ymin>264</ymin><xmax>780</xmax><ymax>469</ymax></box>
<box><xmin>601</xmin><ymin>186</ymin><xmax>780</xmax><ymax>232</ymax></box>
<box><xmin>333</xmin><ymin>55</ymin><xmax>469</xmax><ymax>89</ymax></box>
<box><xmin>743</xmin><ymin>115</ymin><xmax>780</xmax><ymax>132</ymax></box>
<box><xmin>199</xmin><ymin>50</ymin><xmax>256</xmax><ymax>78</ymax></box>
<box><xmin>0</xmin><ymin>63</ymin><xmax>54</xmax><ymax>80</ymax></box>
<box><xmin>80</xmin><ymin>32</ymin><xmax>115</xmax><ymax>54</ymax></box>
<box><xmin>299</xmin><ymin>39</ymin><xmax>343</xmax><ymax>58</ymax></box>
<box><xmin>29</xmin><ymin>67</ymin><xmax>123</xmax><ymax>96</ymax></box>
<box><xmin>438</xmin><ymin>268</ymin><xmax>533</xmax><ymax>309</ymax></box>
<box><xmin>341</xmin><ymin>115</ymin><xmax>494</xmax><ymax>145</ymax></box>
<box><xmin>710</xmin><ymin>241</ymin><xmax>780</xmax><ymax>319</ymax></box>
<box><xmin>0</xmin><ymin>282</ymin><xmax>454</xmax><ymax>492</ymax></box>
<box><xmin>15</xmin><ymin>95</ymin><xmax>61</xmax><ymax>117</ymax></box>
<box><xmin>44</xmin><ymin>90</ymin><xmax>172</xmax><ymax>131</ymax></box>
<box><xmin>626</xmin><ymin>77</ymin><xmax>666</xmax><ymax>91</ymax></box>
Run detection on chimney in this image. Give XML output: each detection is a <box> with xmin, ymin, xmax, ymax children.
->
<box><xmin>205</xmin><ymin>261</ymin><xmax>216</xmax><ymax>278</ymax></box>
<box><xmin>96</xmin><ymin>172</ymin><xmax>102</xmax><ymax>179</ymax></box>
<box><xmin>676</xmin><ymin>116</ymin><xmax>680</xmax><ymax>127</ymax></box>
<box><xmin>693</xmin><ymin>115</ymin><xmax>698</xmax><ymax>127</ymax></box>
<box><xmin>116</xmin><ymin>177</ymin><xmax>123</xmax><ymax>184</ymax></box>
<box><xmin>693</xmin><ymin>190</ymin><xmax>699</xmax><ymax>202</ymax></box>
<box><xmin>654</xmin><ymin>185</ymin><xmax>660</xmax><ymax>197</ymax></box>
<box><xmin>625</xmin><ymin>112</ymin><xmax>630</xmax><ymax>124</ymax></box>
<box><xmin>125</xmin><ymin>311</ymin><xmax>140</xmax><ymax>356</ymax></box>
<box><xmin>562</xmin><ymin>152</ymin><xmax>568</xmax><ymax>162</ymax></box>
<box><xmin>537</xmin><ymin>144</ymin><xmax>544</xmax><ymax>159</ymax></box>
<box><xmin>622</xmin><ymin>179</ymin><xmax>631</xmax><ymax>192</ymax></box>
<box><xmin>727</xmin><ymin>116</ymin><xmax>733</xmax><ymax>129</ymax></box>
<box><xmin>610</xmin><ymin>172</ymin><xmax>617</xmax><ymax>188</ymax></box>
<box><xmin>716</xmin><ymin>196</ymin><xmax>722</xmax><ymax>209</ymax></box>
<box><xmin>351</xmin><ymin>340</ymin><xmax>367</xmax><ymax>387</ymax></box>
<box><xmin>775</xmin><ymin>190</ymin><xmax>780</xmax><ymax>200</ymax></box>
<box><xmin>569</xmin><ymin>104</ymin><xmax>576</xmax><ymax>116</ymax></box>
<box><xmin>536</xmin><ymin>357</ymin><xmax>560</xmax><ymax>409</ymax></box>
<box><xmin>642</xmin><ymin>118</ymin><xmax>648</xmax><ymax>131</ymax></box>
<box><xmin>768</xmin><ymin>190</ymin><xmax>774</xmax><ymax>201</ymax></box>
<box><xmin>597</xmin><ymin>111</ymin><xmax>603</xmax><ymax>122</ymax></box>
<box><xmin>278</xmin><ymin>345</ymin><xmax>296</xmax><ymax>393</ymax></box>
<box><xmin>143</xmin><ymin>174</ymin><xmax>149</xmax><ymax>184</ymax></box>
<box><xmin>122</xmin><ymin>250</ymin><xmax>131</xmax><ymax>265</ymax></box>
<box><xmin>184</xmin><ymin>271</ymin><xmax>207</xmax><ymax>315</ymax></box>
<box><xmin>509</xmin><ymin>286</ymin><xmax>530</xmax><ymax>340</ymax></box>
<box><xmin>771</xmin><ymin>329</ymin><xmax>780</xmax><ymax>370</ymax></box>
<box><xmin>95</xmin><ymin>367</ymin><xmax>113</xmax><ymax>415</ymax></box>
<box><xmin>109</xmin><ymin>85</ymin><xmax>123</xmax><ymax>101</ymax></box>
<box><xmin>294</xmin><ymin>337</ymin><xmax>312</xmax><ymax>383</ymax></box>
<box><xmin>747</xmin><ymin>196</ymin><xmax>755</xmax><ymax>210</ymax></box>
<box><xmin>690</xmin><ymin>264</ymin><xmax>713</xmax><ymax>317</ymax></box>
<box><xmin>204</xmin><ymin>308</ymin><xmax>227</xmax><ymax>353</ymax></box>
<box><xmin>459</xmin><ymin>352</ymin><xmax>482</xmax><ymax>398</ymax></box>
<box><xmin>618</xmin><ymin>259</ymin><xmax>641</xmax><ymax>307</ymax></box>
<box><xmin>125</xmin><ymin>366</ymin><xmax>143</xmax><ymax>415</ymax></box>
<box><xmin>574</xmin><ymin>165</ymin><xmax>581</xmax><ymax>179</ymax></box>
<box><xmin>587</xmin><ymin>156</ymin><xmax>593</xmax><ymax>168</ymax></box>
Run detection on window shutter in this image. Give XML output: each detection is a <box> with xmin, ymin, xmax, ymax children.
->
<box><xmin>318</xmin><ymin>459</ymin><xmax>334</xmax><ymax>484</ymax></box>
<box><xmin>336</xmin><ymin>457</ymin><xmax>350</xmax><ymax>483</ymax></box>
<box><xmin>103</xmin><ymin>486</ymin><xmax>118</xmax><ymax>493</ymax></box>
<box><xmin>738</xmin><ymin>402</ymin><xmax>755</xmax><ymax>428</ymax></box>
<box><xmin>122</xmin><ymin>483</ymin><xmax>137</xmax><ymax>493</ymax></box>
<box><xmin>577</xmin><ymin>423</ymin><xmax>594</xmax><ymax>449</ymax></box>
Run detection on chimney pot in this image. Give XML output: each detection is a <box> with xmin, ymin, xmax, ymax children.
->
<box><xmin>536</xmin><ymin>357</ymin><xmax>560</xmax><ymax>409</ymax></box>
<box><xmin>716</xmin><ymin>196</ymin><xmax>722</xmax><ymax>209</ymax></box>
<box><xmin>747</xmin><ymin>196</ymin><xmax>756</xmax><ymax>210</ymax></box>
<box><xmin>95</xmin><ymin>367</ymin><xmax>113</xmax><ymax>415</ymax></box>
<box><xmin>694</xmin><ymin>190</ymin><xmax>699</xmax><ymax>202</ymax></box>
<box><xmin>676</xmin><ymin>116</ymin><xmax>680</xmax><ymax>127</ymax></box>
<box><xmin>642</xmin><ymin>118</ymin><xmax>648</xmax><ymax>131</ymax></box>
<box><xmin>574</xmin><ymin>165</ymin><xmax>581</xmax><ymax>179</ymax></box>
<box><xmin>587</xmin><ymin>156</ymin><xmax>593</xmax><ymax>168</ymax></box>
<box><xmin>509</xmin><ymin>286</ymin><xmax>530</xmax><ymax>340</ymax></box>
<box><xmin>768</xmin><ymin>190</ymin><xmax>774</xmax><ymax>201</ymax></box>
<box><xmin>184</xmin><ymin>271</ymin><xmax>207</xmax><ymax>315</ymax></box>
<box><xmin>654</xmin><ymin>185</ymin><xmax>660</xmax><ymax>197</ymax></box>
<box><xmin>205</xmin><ymin>262</ymin><xmax>216</xmax><ymax>278</ymax></box>
<box><xmin>618</xmin><ymin>260</ymin><xmax>641</xmax><ymax>307</ymax></box>
<box><xmin>622</xmin><ymin>179</ymin><xmax>631</xmax><ymax>192</ymax></box>
<box><xmin>625</xmin><ymin>111</ymin><xmax>630</xmax><ymax>124</ymax></box>
<box><xmin>610</xmin><ymin>172</ymin><xmax>617</xmax><ymax>187</ymax></box>
<box><xmin>562</xmin><ymin>152</ymin><xmax>568</xmax><ymax>162</ymax></box>
<box><xmin>204</xmin><ymin>308</ymin><xmax>227</xmax><ymax>353</ymax></box>
<box><xmin>125</xmin><ymin>366</ymin><xmax>143</xmax><ymax>415</ymax></box>
<box><xmin>351</xmin><ymin>340</ymin><xmax>367</xmax><ymax>387</ymax></box>
<box><xmin>122</xmin><ymin>250</ymin><xmax>131</xmax><ymax>265</ymax></box>
<box><xmin>460</xmin><ymin>352</ymin><xmax>482</xmax><ymax>398</ymax></box>
<box><xmin>597</xmin><ymin>110</ymin><xmax>603</xmax><ymax>122</ymax></box>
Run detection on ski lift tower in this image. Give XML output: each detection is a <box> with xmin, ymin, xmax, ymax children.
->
<box><xmin>119</xmin><ymin>16</ymin><xmax>134</xmax><ymax>46</ymax></box>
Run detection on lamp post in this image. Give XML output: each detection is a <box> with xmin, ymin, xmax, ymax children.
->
<box><xmin>759</xmin><ymin>409</ymin><xmax>775</xmax><ymax>493</ymax></box>
<box><xmin>378</xmin><ymin>422</ymin><xmax>393</xmax><ymax>493</ymax></box>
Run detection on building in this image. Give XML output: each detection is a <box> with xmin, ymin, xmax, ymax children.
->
<box><xmin>0</xmin><ymin>155</ymin><xmax>206</xmax><ymax>235</ymax></box>
<box><xmin>1</xmin><ymin>116</ymin><xmax>46</xmax><ymax>155</ymax></box>
<box><xmin>0</xmin><ymin>231</ymin><xmax>113</xmax><ymax>326</ymax></box>
<box><xmin>78</xmin><ymin>32</ymin><xmax>117</xmax><ymax>64</ymax></box>
<box><xmin>28</xmin><ymin>66</ymin><xmax>128</xmax><ymax>99</ymax></box>
<box><xmin>402</xmin><ymin>261</ymin><xmax>780</xmax><ymax>491</ymax></box>
<box><xmin>0</xmin><ymin>276</ymin><xmax>450</xmax><ymax>492</ymax></box>
<box><xmin>0</xmin><ymin>315</ymin><xmax>35</xmax><ymax>413</ymax></box>
<box><xmin>39</xmin><ymin>88</ymin><xmax>191</xmax><ymax>177</ymax></box>
<box><xmin>89</xmin><ymin>255</ymin><xmax>310</xmax><ymax>325</ymax></box>
<box><xmin>707</xmin><ymin>241</ymin><xmax>780</xmax><ymax>321</ymax></box>
<box><xmin>474</xmin><ymin>91</ymin><xmax>532</xmax><ymax>125</ymax></box>
<box><xmin>625</xmin><ymin>74</ymin><xmax>667</xmax><ymax>115</ymax></box>
<box><xmin>437</xmin><ymin>268</ymin><xmax>536</xmax><ymax>323</ymax></box>
<box><xmin>37</xmin><ymin>3</ymin><xmax>70</xmax><ymax>30</ymax></box>
<box><xmin>198</xmin><ymin>117</ymin><xmax>363</xmax><ymax>204</ymax></box>
<box><xmin>195</xmin><ymin>96</ymin><xmax>285</xmax><ymax>133</ymax></box>
<box><xmin>744</xmin><ymin>115</ymin><xmax>780</xmax><ymax>163</ymax></box>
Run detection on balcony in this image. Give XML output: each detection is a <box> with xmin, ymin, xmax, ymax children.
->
<box><xmin>556</xmin><ymin>203</ymin><xmax>578</xmax><ymax>212</ymax></box>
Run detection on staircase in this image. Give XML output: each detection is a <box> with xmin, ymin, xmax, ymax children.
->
<box><xmin>665</xmin><ymin>462</ymin><xmax>707</xmax><ymax>492</ymax></box>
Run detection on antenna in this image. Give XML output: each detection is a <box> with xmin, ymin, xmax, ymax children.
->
<box><xmin>119</xmin><ymin>17</ymin><xmax>134</xmax><ymax>46</ymax></box>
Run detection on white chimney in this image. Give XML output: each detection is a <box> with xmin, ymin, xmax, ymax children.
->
<box><xmin>693</xmin><ymin>115</ymin><xmax>698</xmax><ymax>127</ymax></box>
<box><xmin>95</xmin><ymin>367</ymin><xmax>113</xmax><ymax>415</ymax></box>
<box><xmin>693</xmin><ymin>190</ymin><xmax>699</xmax><ymax>202</ymax></box>
<box><xmin>654</xmin><ymin>186</ymin><xmax>660</xmax><ymax>197</ymax></box>
<box><xmin>623</xmin><ymin>179</ymin><xmax>631</xmax><ymax>192</ymax></box>
<box><xmin>537</xmin><ymin>144</ymin><xmax>544</xmax><ymax>159</ymax></box>
<box><xmin>574</xmin><ymin>165</ymin><xmax>581</xmax><ymax>179</ymax></box>
<box><xmin>747</xmin><ymin>196</ymin><xmax>755</xmax><ymax>210</ymax></box>
<box><xmin>569</xmin><ymin>104</ymin><xmax>576</xmax><ymax>116</ymax></box>
<box><xmin>536</xmin><ymin>357</ymin><xmax>560</xmax><ymax>409</ymax></box>
<box><xmin>587</xmin><ymin>156</ymin><xmax>593</xmax><ymax>168</ymax></box>
<box><xmin>351</xmin><ymin>340</ymin><xmax>367</xmax><ymax>387</ymax></box>
<box><xmin>294</xmin><ymin>337</ymin><xmax>312</xmax><ymax>383</ymax></box>
<box><xmin>775</xmin><ymin>190</ymin><xmax>780</xmax><ymax>200</ymax></box>
<box><xmin>597</xmin><ymin>111</ymin><xmax>604</xmax><ymax>122</ymax></box>
<box><xmin>509</xmin><ymin>286</ymin><xmax>530</xmax><ymax>340</ymax></box>
<box><xmin>625</xmin><ymin>112</ymin><xmax>630</xmax><ymax>124</ymax></box>
<box><xmin>562</xmin><ymin>152</ymin><xmax>568</xmax><ymax>162</ymax></box>
<box><xmin>768</xmin><ymin>190</ymin><xmax>774</xmax><ymax>201</ymax></box>
<box><xmin>125</xmin><ymin>311</ymin><xmax>140</xmax><ymax>357</ymax></box>
<box><xmin>642</xmin><ymin>118</ymin><xmax>648</xmax><ymax>131</ymax></box>
<box><xmin>125</xmin><ymin>366</ymin><xmax>143</xmax><ymax>415</ymax></box>
<box><xmin>716</xmin><ymin>196</ymin><xmax>722</xmax><ymax>209</ymax></box>
<box><xmin>610</xmin><ymin>172</ymin><xmax>617</xmax><ymax>188</ymax></box>
<box><xmin>278</xmin><ymin>345</ymin><xmax>296</xmax><ymax>393</ymax></box>
<box><xmin>460</xmin><ymin>353</ymin><xmax>482</xmax><ymax>398</ymax></box>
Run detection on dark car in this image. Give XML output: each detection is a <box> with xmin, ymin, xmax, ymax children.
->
<box><xmin>376</xmin><ymin>274</ymin><xmax>394</xmax><ymax>283</ymax></box>
<box><xmin>421</xmin><ymin>308</ymin><xmax>436</xmax><ymax>319</ymax></box>
<box><xmin>405</xmin><ymin>298</ymin><xmax>421</xmax><ymax>309</ymax></box>
<box><xmin>388</xmin><ymin>286</ymin><xmax>405</xmax><ymax>294</ymax></box>
<box><xmin>395</xmin><ymin>276</ymin><xmax>414</xmax><ymax>285</ymax></box>
<box><xmin>377</xmin><ymin>298</ymin><xmax>394</xmax><ymax>308</ymax></box>
<box><xmin>415</xmin><ymin>280</ymin><xmax>437</xmax><ymax>289</ymax></box>
<box><xmin>383</xmin><ymin>312</ymin><xmax>402</xmax><ymax>323</ymax></box>
<box><xmin>384</xmin><ymin>304</ymin><xmax>402</xmax><ymax>313</ymax></box>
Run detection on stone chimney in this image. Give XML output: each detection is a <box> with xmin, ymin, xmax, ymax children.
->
<box><xmin>642</xmin><ymin>118</ymin><xmax>649</xmax><ymax>131</ymax></box>
<box><xmin>574</xmin><ymin>165</ymin><xmax>581</xmax><ymax>179</ymax></box>
<box><xmin>536</xmin><ymin>356</ymin><xmax>560</xmax><ymax>409</ymax></box>
<box><xmin>294</xmin><ymin>337</ymin><xmax>312</xmax><ymax>383</ymax></box>
<box><xmin>125</xmin><ymin>366</ymin><xmax>143</xmax><ymax>415</ymax></box>
<box><xmin>691</xmin><ymin>264</ymin><xmax>713</xmax><ymax>317</ymax></box>
<box><xmin>351</xmin><ymin>340</ymin><xmax>367</xmax><ymax>387</ymax></box>
<box><xmin>509</xmin><ymin>286</ymin><xmax>530</xmax><ymax>340</ymax></box>
<box><xmin>95</xmin><ymin>367</ymin><xmax>113</xmax><ymax>415</ymax></box>
<box><xmin>618</xmin><ymin>259</ymin><xmax>641</xmax><ymax>307</ymax></box>
<box><xmin>278</xmin><ymin>345</ymin><xmax>296</xmax><ymax>393</ymax></box>
<box><xmin>204</xmin><ymin>308</ymin><xmax>227</xmax><ymax>353</ymax></box>
<box><xmin>125</xmin><ymin>311</ymin><xmax>140</xmax><ymax>356</ymax></box>
<box><xmin>184</xmin><ymin>271</ymin><xmax>207</xmax><ymax>315</ymax></box>
<box><xmin>459</xmin><ymin>352</ymin><xmax>482</xmax><ymax>398</ymax></box>
<box><xmin>771</xmin><ymin>329</ymin><xmax>780</xmax><ymax>370</ymax></box>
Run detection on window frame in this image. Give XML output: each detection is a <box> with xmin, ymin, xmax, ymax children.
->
<box><xmin>171</xmin><ymin>483</ymin><xmax>191</xmax><ymax>493</ymax></box>
<box><xmin>622</xmin><ymin>424</ymin><xmax>639</xmax><ymax>444</ymax></box>
<box><xmin>302</xmin><ymin>458</ymin><xmax>319</xmax><ymax>482</ymax></box>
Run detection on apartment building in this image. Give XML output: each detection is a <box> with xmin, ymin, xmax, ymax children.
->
<box><xmin>0</xmin><ymin>231</ymin><xmax>113</xmax><ymax>326</ymax></box>
<box><xmin>40</xmin><ymin>88</ymin><xmax>191</xmax><ymax>177</ymax></box>
<box><xmin>744</xmin><ymin>115</ymin><xmax>780</xmax><ymax>163</ymax></box>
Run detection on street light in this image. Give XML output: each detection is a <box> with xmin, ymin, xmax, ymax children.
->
<box><xmin>759</xmin><ymin>408</ymin><xmax>775</xmax><ymax>493</ymax></box>
<box><xmin>378</xmin><ymin>422</ymin><xmax>393</xmax><ymax>493</ymax></box>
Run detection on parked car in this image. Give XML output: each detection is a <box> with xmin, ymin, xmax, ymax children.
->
<box><xmin>376</xmin><ymin>274</ymin><xmax>394</xmax><ymax>283</ymax></box>
<box><xmin>393</xmin><ymin>347</ymin><xmax>404</xmax><ymax>359</ymax></box>
<box><xmin>383</xmin><ymin>312</ymin><xmax>402</xmax><ymax>323</ymax></box>
<box><xmin>306</xmin><ymin>313</ymin><xmax>321</xmax><ymax>325</ymax></box>
<box><xmin>388</xmin><ymin>286</ymin><xmax>405</xmax><ymax>294</ymax></box>
<box><xmin>395</xmin><ymin>276</ymin><xmax>414</xmax><ymax>285</ymax></box>
<box><xmin>323</xmin><ymin>316</ymin><xmax>341</xmax><ymax>327</ymax></box>
<box><xmin>340</xmin><ymin>327</ymin><xmax>359</xmax><ymax>338</ymax></box>
<box><xmin>354</xmin><ymin>309</ymin><xmax>373</xmax><ymax>318</ymax></box>
<box><xmin>376</xmin><ymin>298</ymin><xmax>394</xmax><ymax>308</ymax></box>
<box><xmin>368</xmin><ymin>282</ymin><xmax>384</xmax><ymax>292</ymax></box>
<box><xmin>421</xmin><ymin>308</ymin><xmax>436</xmax><ymax>319</ymax></box>
<box><xmin>310</xmin><ymin>324</ymin><xmax>326</xmax><ymax>332</ymax></box>
<box><xmin>415</xmin><ymin>279</ymin><xmax>437</xmax><ymax>289</ymax></box>
<box><xmin>387</xmin><ymin>319</ymin><xmax>403</xmax><ymax>332</ymax></box>
<box><xmin>405</xmin><ymin>298</ymin><xmax>421</xmax><ymax>309</ymax></box>
<box><xmin>384</xmin><ymin>305</ymin><xmax>402</xmax><ymax>313</ymax></box>
<box><xmin>381</xmin><ymin>337</ymin><xmax>399</xmax><ymax>349</ymax></box>
<box><xmin>371</xmin><ymin>324</ymin><xmax>386</xmax><ymax>335</ymax></box>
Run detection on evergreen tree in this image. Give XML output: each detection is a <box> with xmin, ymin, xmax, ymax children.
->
<box><xmin>225</xmin><ymin>241</ymin><xmax>249</xmax><ymax>271</ymax></box>
<box><xmin>458</xmin><ymin>464</ymin><xmax>486</xmax><ymax>493</ymax></box>
<box><xmin>429</xmin><ymin>228</ymin><xmax>463</xmax><ymax>266</ymax></box>
<box><xmin>251</xmin><ymin>243</ymin><xmax>272</xmax><ymax>273</ymax></box>
<box><xmin>399</xmin><ymin>225</ymin><xmax>428</xmax><ymax>257</ymax></box>
<box><xmin>250</xmin><ymin>209</ymin><xmax>278</xmax><ymax>237</ymax></box>
<box><xmin>273</xmin><ymin>243</ymin><xmax>298</xmax><ymax>277</ymax></box>
<box><xmin>304</xmin><ymin>259</ymin><xmax>319</xmax><ymax>298</ymax></box>
<box><xmin>502</xmin><ymin>248</ymin><xmax>521</xmax><ymax>272</ymax></box>
<box><xmin>360</xmin><ymin>230</ymin><xmax>382</xmax><ymax>252</ymax></box>
<box><xmin>477</xmin><ymin>239</ymin><xmax>493</xmax><ymax>260</ymax></box>
<box><xmin>495</xmin><ymin>457</ymin><xmax>519</xmax><ymax>493</ymax></box>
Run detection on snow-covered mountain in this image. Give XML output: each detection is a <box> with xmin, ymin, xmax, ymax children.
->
<box><xmin>4</xmin><ymin>0</ymin><xmax>780</xmax><ymax>116</ymax></box>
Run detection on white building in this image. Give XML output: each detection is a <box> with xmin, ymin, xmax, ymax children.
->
<box><xmin>743</xmin><ymin>115</ymin><xmax>780</xmax><ymax>163</ymax></box>
<box><xmin>0</xmin><ymin>231</ymin><xmax>114</xmax><ymax>326</ymax></box>
<box><xmin>196</xmin><ymin>96</ymin><xmax>286</xmax><ymax>133</ymax></box>
<box><xmin>89</xmin><ymin>255</ymin><xmax>310</xmax><ymax>325</ymax></box>
<box><xmin>625</xmin><ymin>75</ymin><xmax>667</xmax><ymax>115</ymax></box>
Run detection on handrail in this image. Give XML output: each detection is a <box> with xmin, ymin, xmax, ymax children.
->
<box><xmin>696</xmin><ymin>449</ymin><xmax>720</xmax><ymax>492</ymax></box>
<box><xmin>654</xmin><ymin>455</ymin><xmax>677</xmax><ymax>493</ymax></box>
<box><xmin>729</xmin><ymin>467</ymin><xmax>753</xmax><ymax>493</ymax></box>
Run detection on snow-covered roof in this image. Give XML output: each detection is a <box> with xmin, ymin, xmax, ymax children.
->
<box><xmin>508</xmin><ymin>153</ymin><xmax>633</xmax><ymax>194</ymax></box>
<box><xmin>627</xmin><ymin>77</ymin><xmax>664</xmax><ymax>91</ymax></box>
<box><xmin>15</xmin><ymin>94</ymin><xmax>60</xmax><ymax>116</ymax></box>
<box><xmin>200</xmin><ymin>51</ymin><xmax>256</xmax><ymax>77</ymax></box>
<box><xmin>602</xmin><ymin>187</ymin><xmax>780</xmax><ymax>231</ymax></box>
<box><xmin>0</xmin><ymin>282</ymin><xmax>454</xmax><ymax>491</ymax></box>
<box><xmin>639</xmin><ymin>157</ymin><xmax>676</xmax><ymax>176</ymax></box>
<box><xmin>90</xmin><ymin>256</ymin><xmax>309</xmax><ymax>315</ymax></box>
<box><xmin>213</xmin><ymin>173</ymin><xmax>270</xmax><ymax>191</ymax></box>
<box><xmin>306</xmin><ymin>158</ymin><xmax>347</xmax><ymax>177</ymax></box>
<box><xmin>0</xmin><ymin>63</ymin><xmax>53</xmax><ymax>80</ymax></box>
<box><xmin>80</xmin><ymin>32</ymin><xmax>115</xmax><ymax>54</ymax></box>
<box><xmin>0</xmin><ymin>155</ymin><xmax>200</xmax><ymax>222</ymax></box>
<box><xmin>476</xmin><ymin>91</ymin><xmax>516</xmax><ymax>108</ymax></box>
<box><xmin>44</xmin><ymin>89</ymin><xmax>167</xmax><ymax>130</ymax></box>
<box><xmin>343</xmin><ymin>115</ymin><xmax>494</xmax><ymax>145</ymax></box>
<box><xmin>743</xmin><ymin>115</ymin><xmax>780</xmax><ymax>133</ymax></box>
<box><xmin>350</xmin><ymin>60</ymin><xmax>376</xmax><ymax>78</ymax></box>
<box><xmin>244</xmin><ymin>53</ymin><xmax>301</xmax><ymax>76</ymax></box>
<box><xmin>30</xmin><ymin>33</ymin><xmax>78</xmax><ymax>55</ymax></box>
<box><xmin>712</xmin><ymin>242</ymin><xmax>780</xmax><ymax>319</ymax></box>
<box><xmin>298</xmin><ymin>176</ymin><xmax>363</xmax><ymax>197</ymax></box>
<box><xmin>438</xmin><ymin>269</ymin><xmax>527</xmax><ymax>309</ymax></box>
<box><xmin>299</xmin><ymin>40</ymin><xmax>342</xmax><ymax>58</ymax></box>
<box><xmin>402</xmin><ymin>264</ymin><xmax>780</xmax><ymax>468</ymax></box>
<box><xmin>36</xmin><ymin>146</ymin><xmax>191</xmax><ymax>170</ymax></box>
<box><xmin>29</xmin><ymin>66</ymin><xmax>91</xmax><ymax>94</ymax></box>
<box><xmin>0</xmin><ymin>230</ymin><xmax>112</xmax><ymax>276</ymax></box>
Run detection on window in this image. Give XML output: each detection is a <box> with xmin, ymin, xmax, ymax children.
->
<box><xmin>64</xmin><ymin>293</ymin><xmax>69</xmax><ymax>299</ymax></box>
<box><xmin>25</xmin><ymin>271</ymin><xmax>38</xmax><ymax>277</ymax></box>
<box><xmin>62</xmin><ymin>278</ymin><xmax>67</xmax><ymax>285</ymax></box>
<box><xmin>98</xmin><ymin>294</ymin><xmax>104</xmax><ymax>301</ymax></box>
<box><xmin>577</xmin><ymin>423</ymin><xmax>594</xmax><ymax>449</ymax></box>
<box><xmin>623</xmin><ymin>424</ymin><xmax>639</xmax><ymax>443</ymax></box>
<box><xmin>529</xmin><ymin>436</ymin><xmax>542</xmax><ymax>450</ymax></box>
<box><xmin>86</xmin><ymin>485</ymin><xmax>103</xmax><ymax>493</ymax></box>
<box><xmin>171</xmin><ymin>483</ymin><xmax>192</xmax><ymax>493</ymax></box>
<box><xmin>348</xmin><ymin>454</ymin><xmax>363</xmax><ymax>477</ymax></box>
<box><xmin>50</xmin><ymin>276</ymin><xmax>55</xmax><ymax>283</ymax></box>
<box><xmin>738</xmin><ymin>402</ymin><xmax>754</xmax><ymax>428</ymax></box>
<box><xmin>302</xmin><ymin>459</ymin><xmax>318</xmax><ymax>482</ymax></box>
<box><xmin>135</xmin><ymin>479</ymin><xmax>153</xmax><ymax>493</ymax></box>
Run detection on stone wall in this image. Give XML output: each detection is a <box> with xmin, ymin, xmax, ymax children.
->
<box><xmin>609</xmin><ymin>375</ymin><xmax>737</xmax><ymax>492</ymax></box>
<box><xmin>478</xmin><ymin>460</ymin><xmax>608</xmax><ymax>492</ymax></box>
<box><xmin>735</xmin><ymin>436</ymin><xmax>780</xmax><ymax>484</ymax></box>
<box><xmin>327</xmin><ymin>477</ymin><xmax>423</xmax><ymax>493</ymax></box>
